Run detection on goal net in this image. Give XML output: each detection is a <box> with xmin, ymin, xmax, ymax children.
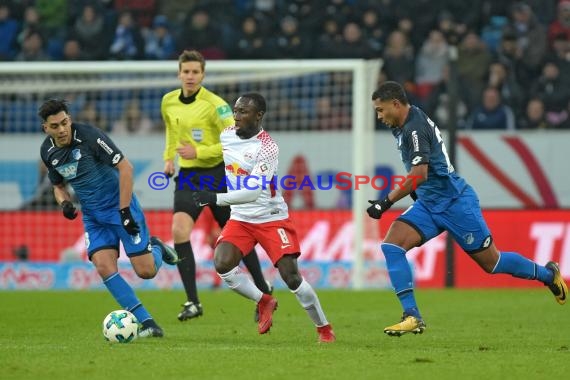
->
<box><xmin>0</xmin><ymin>59</ymin><xmax>382</xmax><ymax>289</ymax></box>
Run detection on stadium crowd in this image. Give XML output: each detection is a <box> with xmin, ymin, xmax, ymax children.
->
<box><xmin>0</xmin><ymin>0</ymin><xmax>569</xmax><ymax>131</ymax></box>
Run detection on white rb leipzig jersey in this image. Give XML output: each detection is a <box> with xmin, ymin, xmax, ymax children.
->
<box><xmin>220</xmin><ymin>127</ymin><xmax>289</xmax><ymax>222</ymax></box>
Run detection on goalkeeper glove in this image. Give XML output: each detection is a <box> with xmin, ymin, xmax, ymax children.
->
<box><xmin>120</xmin><ymin>207</ymin><xmax>140</xmax><ymax>235</ymax></box>
<box><xmin>61</xmin><ymin>200</ymin><xmax>78</xmax><ymax>220</ymax></box>
<box><xmin>366</xmin><ymin>196</ymin><xmax>393</xmax><ymax>219</ymax></box>
<box><xmin>192</xmin><ymin>191</ymin><xmax>217</xmax><ymax>207</ymax></box>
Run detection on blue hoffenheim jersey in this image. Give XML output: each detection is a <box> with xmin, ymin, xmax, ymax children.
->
<box><xmin>392</xmin><ymin>106</ymin><xmax>467</xmax><ymax>213</ymax></box>
<box><xmin>40</xmin><ymin>123</ymin><xmax>125</xmax><ymax>213</ymax></box>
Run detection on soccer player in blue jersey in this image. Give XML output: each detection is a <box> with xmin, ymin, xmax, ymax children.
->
<box><xmin>39</xmin><ymin>99</ymin><xmax>179</xmax><ymax>338</ymax></box>
<box><xmin>368</xmin><ymin>81</ymin><xmax>568</xmax><ymax>336</ymax></box>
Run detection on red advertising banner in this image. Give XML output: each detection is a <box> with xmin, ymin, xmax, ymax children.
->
<box><xmin>1</xmin><ymin>210</ymin><xmax>569</xmax><ymax>288</ymax></box>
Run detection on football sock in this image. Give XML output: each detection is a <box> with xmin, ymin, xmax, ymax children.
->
<box><xmin>381</xmin><ymin>243</ymin><xmax>421</xmax><ymax>318</ymax></box>
<box><xmin>218</xmin><ymin>266</ymin><xmax>263</xmax><ymax>302</ymax></box>
<box><xmin>104</xmin><ymin>272</ymin><xmax>152</xmax><ymax>324</ymax></box>
<box><xmin>292</xmin><ymin>278</ymin><xmax>329</xmax><ymax>327</ymax></box>
<box><xmin>492</xmin><ymin>251</ymin><xmax>554</xmax><ymax>283</ymax></box>
<box><xmin>175</xmin><ymin>241</ymin><xmax>199</xmax><ymax>303</ymax></box>
<box><xmin>242</xmin><ymin>249</ymin><xmax>272</xmax><ymax>294</ymax></box>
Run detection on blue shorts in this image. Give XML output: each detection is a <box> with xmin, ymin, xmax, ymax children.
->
<box><xmin>397</xmin><ymin>185</ymin><xmax>492</xmax><ymax>253</ymax></box>
<box><xmin>82</xmin><ymin>197</ymin><xmax>151</xmax><ymax>259</ymax></box>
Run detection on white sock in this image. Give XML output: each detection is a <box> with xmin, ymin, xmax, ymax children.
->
<box><xmin>219</xmin><ymin>266</ymin><xmax>263</xmax><ymax>302</ymax></box>
<box><xmin>292</xmin><ymin>278</ymin><xmax>328</xmax><ymax>327</ymax></box>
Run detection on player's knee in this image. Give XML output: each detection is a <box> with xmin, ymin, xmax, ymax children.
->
<box><xmin>93</xmin><ymin>262</ymin><xmax>116</xmax><ymax>279</ymax></box>
<box><xmin>214</xmin><ymin>252</ymin><xmax>238</xmax><ymax>274</ymax></box>
<box><xmin>281</xmin><ymin>272</ymin><xmax>302</xmax><ymax>290</ymax></box>
<box><xmin>136</xmin><ymin>267</ymin><xmax>157</xmax><ymax>279</ymax></box>
<box><xmin>171</xmin><ymin>223</ymin><xmax>191</xmax><ymax>241</ymax></box>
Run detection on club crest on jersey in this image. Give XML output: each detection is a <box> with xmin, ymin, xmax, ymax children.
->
<box><xmin>51</xmin><ymin>159</ymin><xmax>59</xmax><ymax>165</ymax></box>
<box><xmin>192</xmin><ymin>128</ymin><xmax>203</xmax><ymax>142</ymax></box>
<box><xmin>56</xmin><ymin>162</ymin><xmax>78</xmax><ymax>179</ymax></box>
<box><xmin>72</xmin><ymin>149</ymin><xmax>82</xmax><ymax>160</ymax></box>
<box><xmin>225</xmin><ymin>162</ymin><xmax>249</xmax><ymax>176</ymax></box>
<box><xmin>463</xmin><ymin>233</ymin><xmax>475</xmax><ymax>245</ymax></box>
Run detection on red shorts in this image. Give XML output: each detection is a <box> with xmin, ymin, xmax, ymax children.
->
<box><xmin>216</xmin><ymin>218</ymin><xmax>301</xmax><ymax>266</ymax></box>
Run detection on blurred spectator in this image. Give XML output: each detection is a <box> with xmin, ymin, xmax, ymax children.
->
<box><xmin>457</xmin><ymin>31</ymin><xmax>493</xmax><ymax>109</ymax></box>
<box><xmin>281</xmin><ymin>0</ymin><xmax>322</xmax><ymax>36</ymax></box>
<box><xmin>382</xmin><ymin>30</ymin><xmax>415</xmax><ymax>86</ymax></box>
<box><xmin>486</xmin><ymin>61</ymin><xmax>524</xmax><ymax>116</ymax></box>
<box><xmin>437</xmin><ymin>11</ymin><xmax>463</xmax><ymax>46</ymax></box>
<box><xmin>518</xmin><ymin>97</ymin><xmax>553</xmax><ymax>129</ymax></box>
<box><xmin>315</xmin><ymin>17</ymin><xmax>343</xmax><ymax>58</ymax></box>
<box><xmin>17</xmin><ymin>6</ymin><xmax>43</xmax><ymax>47</ymax></box>
<box><xmin>415</xmin><ymin>29</ymin><xmax>449</xmax><ymax>100</ymax></box>
<box><xmin>312</xmin><ymin>96</ymin><xmax>351</xmax><ymax>130</ymax></box>
<box><xmin>480</xmin><ymin>15</ymin><xmax>509</xmax><ymax>53</ymax></box>
<box><xmin>503</xmin><ymin>2</ymin><xmax>547</xmax><ymax>75</ymax></box>
<box><xmin>548</xmin><ymin>0</ymin><xmax>570</xmax><ymax>46</ymax></box>
<box><xmin>530</xmin><ymin>61</ymin><xmax>570</xmax><ymax>127</ymax></box>
<box><xmin>494</xmin><ymin>31</ymin><xmax>530</xmax><ymax>87</ymax></box>
<box><xmin>360</xmin><ymin>7</ymin><xmax>384</xmax><ymax>55</ymax></box>
<box><xmin>62</xmin><ymin>38</ymin><xmax>85</xmax><ymax>61</ymax></box>
<box><xmin>547</xmin><ymin>33</ymin><xmax>570</xmax><ymax>86</ymax></box>
<box><xmin>35</xmin><ymin>0</ymin><xmax>66</xmax><ymax>36</ymax></box>
<box><xmin>111</xmin><ymin>98</ymin><xmax>155</xmax><ymax>135</ymax></box>
<box><xmin>78</xmin><ymin>100</ymin><xmax>110</xmax><ymax>133</ymax></box>
<box><xmin>178</xmin><ymin>7</ymin><xmax>225</xmax><ymax>59</ymax></box>
<box><xmin>230</xmin><ymin>15</ymin><xmax>273</xmax><ymax>59</ymax></box>
<box><xmin>271</xmin><ymin>15</ymin><xmax>310</xmax><ymax>58</ymax></box>
<box><xmin>395</xmin><ymin>0</ymin><xmax>443</xmax><ymax>50</ymax></box>
<box><xmin>425</xmin><ymin>65</ymin><xmax>470</xmax><ymax>129</ymax></box>
<box><xmin>16</xmin><ymin>29</ymin><xmax>50</xmax><ymax>61</ymax></box>
<box><xmin>109</xmin><ymin>11</ymin><xmax>145</xmax><ymax>60</ymax></box>
<box><xmin>0</xmin><ymin>3</ymin><xmax>20</xmax><ymax>60</ymax></box>
<box><xmin>114</xmin><ymin>0</ymin><xmax>156</xmax><ymax>29</ymax></box>
<box><xmin>72</xmin><ymin>4</ymin><xmax>109</xmax><ymax>60</ymax></box>
<box><xmin>143</xmin><ymin>15</ymin><xmax>176</xmax><ymax>60</ymax></box>
<box><xmin>325</xmin><ymin>21</ymin><xmax>376</xmax><ymax>59</ymax></box>
<box><xmin>466</xmin><ymin>86</ymin><xmax>516</xmax><ymax>130</ymax></box>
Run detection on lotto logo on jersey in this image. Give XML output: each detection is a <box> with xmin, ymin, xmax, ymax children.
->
<box><xmin>225</xmin><ymin>162</ymin><xmax>249</xmax><ymax>176</ymax></box>
<box><xmin>55</xmin><ymin>162</ymin><xmax>78</xmax><ymax>179</ymax></box>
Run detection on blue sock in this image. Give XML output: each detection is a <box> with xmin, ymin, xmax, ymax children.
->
<box><xmin>381</xmin><ymin>243</ymin><xmax>421</xmax><ymax>318</ymax></box>
<box><xmin>151</xmin><ymin>245</ymin><xmax>163</xmax><ymax>271</ymax></box>
<box><xmin>492</xmin><ymin>252</ymin><xmax>553</xmax><ymax>283</ymax></box>
<box><xmin>103</xmin><ymin>272</ymin><xmax>152</xmax><ymax>324</ymax></box>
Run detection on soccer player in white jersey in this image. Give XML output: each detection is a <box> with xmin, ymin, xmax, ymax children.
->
<box><xmin>192</xmin><ymin>93</ymin><xmax>335</xmax><ymax>343</ymax></box>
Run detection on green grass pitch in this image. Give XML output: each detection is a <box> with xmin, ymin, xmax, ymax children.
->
<box><xmin>0</xmin><ymin>289</ymin><xmax>568</xmax><ymax>380</ymax></box>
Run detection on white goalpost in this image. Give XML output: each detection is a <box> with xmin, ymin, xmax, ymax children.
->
<box><xmin>0</xmin><ymin>59</ymin><xmax>381</xmax><ymax>289</ymax></box>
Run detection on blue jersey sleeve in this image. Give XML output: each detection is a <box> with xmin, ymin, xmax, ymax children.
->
<box><xmin>40</xmin><ymin>139</ymin><xmax>64</xmax><ymax>185</ymax></box>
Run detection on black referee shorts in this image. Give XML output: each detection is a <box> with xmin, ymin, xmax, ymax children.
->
<box><xmin>173</xmin><ymin>163</ymin><xmax>230</xmax><ymax>225</ymax></box>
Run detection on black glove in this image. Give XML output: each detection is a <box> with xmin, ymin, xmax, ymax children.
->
<box><xmin>366</xmin><ymin>196</ymin><xmax>393</xmax><ymax>219</ymax></box>
<box><xmin>410</xmin><ymin>190</ymin><xmax>418</xmax><ymax>201</ymax></box>
<box><xmin>119</xmin><ymin>207</ymin><xmax>140</xmax><ymax>235</ymax></box>
<box><xmin>61</xmin><ymin>200</ymin><xmax>78</xmax><ymax>220</ymax></box>
<box><xmin>192</xmin><ymin>191</ymin><xmax>217</xmax><ymax>207</ymax></box>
